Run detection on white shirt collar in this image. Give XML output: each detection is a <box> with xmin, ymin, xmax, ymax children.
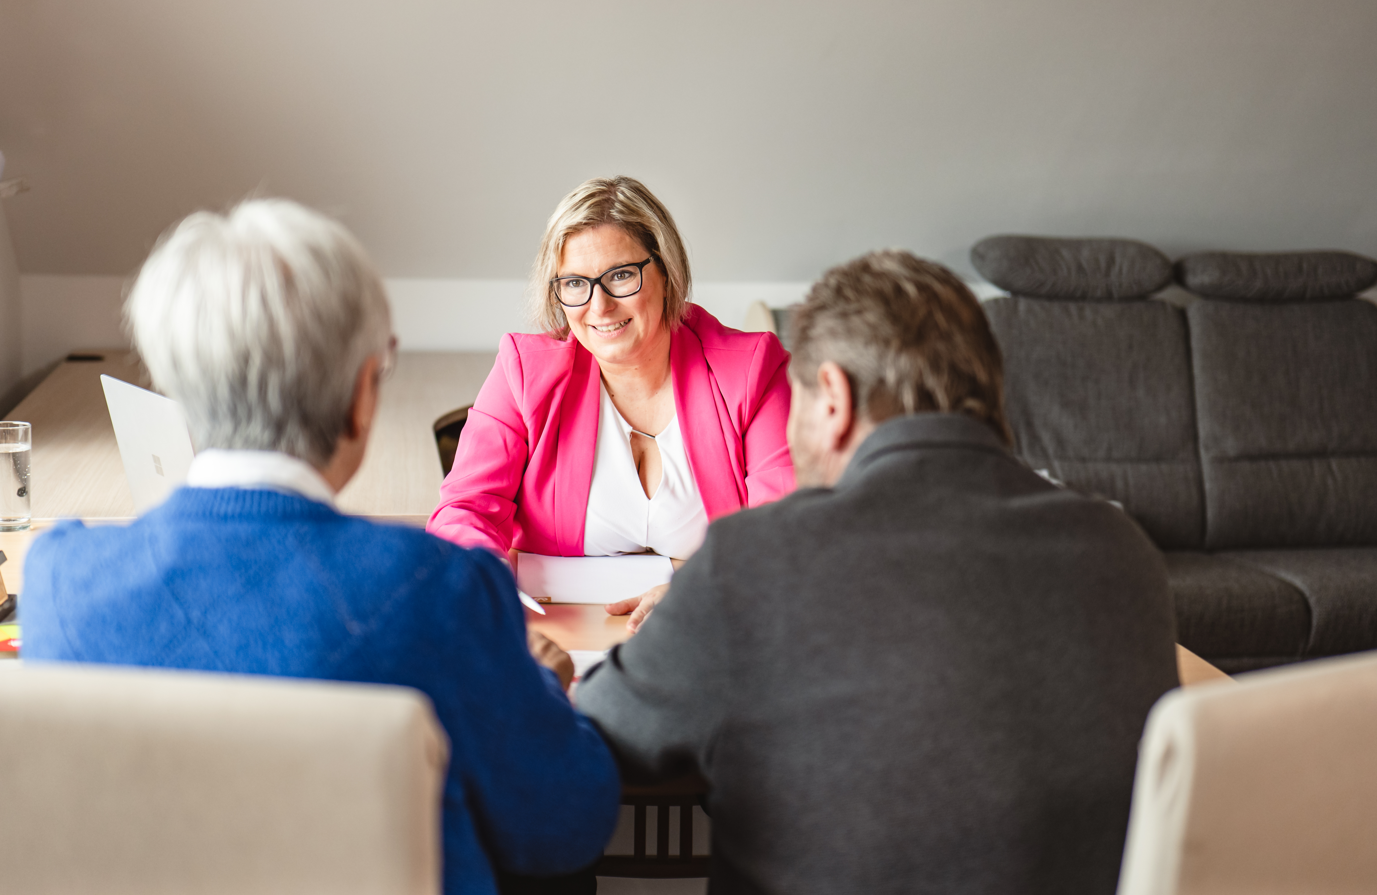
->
<box><xmin>185</xmin><ymin>449</ymin><xmax>337</xmax><ymax>507</ymax></box>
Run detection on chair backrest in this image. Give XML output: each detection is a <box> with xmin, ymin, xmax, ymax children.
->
<box><xmin>433</xmin><ymin>405</ymin><xmax>471</xmax><ymax>477</ymax></box>
<box><xmin>1118</xmin><ymin>650</ymin><xmax>1377</xmax><ymax>895</ymax></box>
<box><xmin>0</xmin><ymin>663</ymin><xmax>448</xmax><ymax>895</ymax></box>
<box><xmin>974</xmin><ymin>235</ymin><xmax>1205</xmax><ymax>549</ymax></box>
<box><xmin>596</xmin><ymin>775</ymin><xmax>710</xmax><ymax>879</ymax></box>
<box><xmin>742</xmin><ymin>299</ymin><xmax>799</xmax><ymax>350</ymax></box>
<box><xmin>1177</xmin><ymin>251</ymin><xmax>1377</xmax><ymax>549</ymax></box>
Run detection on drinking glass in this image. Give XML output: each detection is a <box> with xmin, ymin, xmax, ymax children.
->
<box><xmin>0</xmin><ymin>421</ymin><xmax>31</xmax><ymax>531</ymax></box>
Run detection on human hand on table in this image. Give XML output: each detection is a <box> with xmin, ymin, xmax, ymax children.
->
<box><xmin>528</xmin><ymin>629</ymin><xmax>574</xmax><ymax>691</ymax></box>
<box><xmin>605</xmin><ymin>582</ymin><xmax>670</xmax><ymax>634</ymax></box>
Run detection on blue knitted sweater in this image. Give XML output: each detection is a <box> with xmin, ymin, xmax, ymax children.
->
<box><xmin>21</xmin><ymin>487</ymin><xmax>621</xmax><ymax>894</ymax></box>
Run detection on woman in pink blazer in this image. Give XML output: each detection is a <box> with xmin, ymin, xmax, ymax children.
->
<box><xmin>428</xmin><ymin>176</ymin><xmax>795</xmax><ymax>628</ymax></box>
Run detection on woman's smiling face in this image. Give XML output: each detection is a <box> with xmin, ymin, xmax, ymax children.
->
<box><xmin>558</xmin><ymin>224</ymin><xmax>669</xmax><ymax>369</ymax></box>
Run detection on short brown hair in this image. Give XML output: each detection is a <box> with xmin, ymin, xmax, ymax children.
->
<box><xmin>791</xmin><ymin>250</ymin><xmax>1012</xmax><ymax>445</ymax></box>
<box><xmin>530</xmin><ymin>176</ymin><xmax>692</xmax><ymax>338</ymax></box>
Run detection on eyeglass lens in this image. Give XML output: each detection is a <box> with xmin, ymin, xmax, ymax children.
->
<box><xmin>556</xmin><ymin>265</ymin><xmax>643</xmax><ymax>306</ymax></box>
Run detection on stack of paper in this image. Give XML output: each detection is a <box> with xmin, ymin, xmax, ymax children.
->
<box><xmin>568</xmin><ymin>650</ymin><xmax>608</xmax><ymax>681</ymax></box>
<box><xmin>515</xmin><ymin>553</ymin><xmax>673</xmax><ymax>605</ymax></box>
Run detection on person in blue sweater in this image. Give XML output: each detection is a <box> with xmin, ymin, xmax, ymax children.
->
<box><xmin>20</xmin><ymin>198</ymin><xmax>621</xmax><ymax>895</ymax></box>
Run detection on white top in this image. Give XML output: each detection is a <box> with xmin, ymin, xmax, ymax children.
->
<box><xmin>185</xmin><ymin>449</ymin><xmax>337</xmax><ymax>507</ymax></box>
<box><xmin>582</xmin><ymin>382</ymin><xmax>709</xmax><ymax>560</ymax></box>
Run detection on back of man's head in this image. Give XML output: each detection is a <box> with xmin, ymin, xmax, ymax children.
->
<box><xmin>125</xmin><ymin>199</ymin><xmax>392</xmax><ymax>468</ymax></box>
<box><xmin>791</xmin><ymin>249</ymin><xmax>1012</xmax><ymax>445</ymax></box>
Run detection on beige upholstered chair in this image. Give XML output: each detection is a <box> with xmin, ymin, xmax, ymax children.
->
<box><xmin>1118</xmin><ymin>651</ymin><xmax>1377</xmax><ymax>895</ymax></box>
<box><xmin>0</xmin><ymin>663</ymin><xmax>448</xmax><ymax>895</ymax></box>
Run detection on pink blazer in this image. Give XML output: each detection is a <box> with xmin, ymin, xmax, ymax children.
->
<box><xmin>427</xmin><ymin>304</ymin><xmax>796</xmax><ymax>556</ymax></box>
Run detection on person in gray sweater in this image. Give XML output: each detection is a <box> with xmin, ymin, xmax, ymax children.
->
<box><xmin>576</xmin><ymin>249</ymin><xmax>1179</xmax><ymax>895</ymax></box>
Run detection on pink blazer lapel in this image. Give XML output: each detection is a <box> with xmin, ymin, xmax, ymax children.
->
<box><xmin>553</xmin><ymin>344</ymin><xmax>601</xmax><ymax>555</ymax></box>
<box><xmin>672</xmin><ymin>323</ymin><xmax>748</xmax><ymax>519</ymax></box>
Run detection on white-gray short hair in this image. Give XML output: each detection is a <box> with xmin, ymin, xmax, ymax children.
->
<box><xmin>125</xmin><ymin>198</ymin><xmax>392</xmax><ymax>467</ymax></box>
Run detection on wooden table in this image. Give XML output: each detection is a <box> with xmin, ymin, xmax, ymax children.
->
<box><xmin>2</xmin><ymin>349</ymin><xmax>496</xmax><ymax>524</ymax></box>
<box><xmin>0</xmin><ymin>524</ymin><xmax>40</xmax><ymax>596</ymax></box>
<box><xmin>524</xmin><ymin>600</ymin><xmax>1228</xmax><ymax>687</ymax></box>
<box><xmin>3</xmin><ymin>353</ymin><xmax>148</xmax><ymax>520</ymax></box>
<box><xmin>527</xmin><ymin>604</ymin><xmax>637</xmax><ymax>652</ymax></box>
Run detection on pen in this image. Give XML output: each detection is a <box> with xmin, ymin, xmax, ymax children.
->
<box><xmin>518</xmin><ymin>590</ymin><xmax>547</xmax><ymax>615</ymax></box>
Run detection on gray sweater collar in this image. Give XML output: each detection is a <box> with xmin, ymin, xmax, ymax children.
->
<box><xmin>836</xmin><ymin>413</ymin><xmax>1010</xmax><ymax>489</ymax></box>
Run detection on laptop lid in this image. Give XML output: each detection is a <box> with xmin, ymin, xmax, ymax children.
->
<box><xmin>100</xmin><ymin>375</ymin><xmax>197</xmax><ymax>513</ymax></box>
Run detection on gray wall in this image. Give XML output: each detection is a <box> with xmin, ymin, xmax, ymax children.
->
<box><xmin>1</xmin><ymin>1</ymin><xmax>1375</xmax><ymax>322</ymax></box>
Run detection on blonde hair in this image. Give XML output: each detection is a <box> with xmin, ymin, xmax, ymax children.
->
<box><xmin>530</xmin><ymin>176</ymin><xmax>692</xmax><ymax>337</ymax></box>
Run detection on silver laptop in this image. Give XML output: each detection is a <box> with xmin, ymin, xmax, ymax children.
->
<box><xmin>100</xmin><ymin>375</ymin><xmax>197</xmax><ymax>513</ymax></box>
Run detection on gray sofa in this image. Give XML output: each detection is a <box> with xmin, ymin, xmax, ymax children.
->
<box><xmin>974</xmin><ymin>236</ymin><xmax>1377</xmax><ymax>673</ymax></box>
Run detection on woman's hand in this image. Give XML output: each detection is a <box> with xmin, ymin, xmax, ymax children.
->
<box><xmin>528</xmin><ymin>629</ymin><xmax>574</xmax><ymax>691</ymax></box>
<box><xmin>606</xmin><ymin>582</ymin><xmax>670</xmax><ymax>633</ymax></box>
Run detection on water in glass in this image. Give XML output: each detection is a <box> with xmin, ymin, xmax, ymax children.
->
<box><xmin>0</xmin><ymin>422</ymin><xmax>31</xmax><ymax>531</ymax></box>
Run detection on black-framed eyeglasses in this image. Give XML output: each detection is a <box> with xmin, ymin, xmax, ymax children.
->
<box><xmin>549</xmin><ymin>258</ymin><xmax>654</xmax><ymax>308</ymax></box>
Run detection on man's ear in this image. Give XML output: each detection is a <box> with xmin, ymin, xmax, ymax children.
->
<box><xmin>815</xmin><ymin>361</ymin><xmax>856</xmax><ymax>449</ymax></box>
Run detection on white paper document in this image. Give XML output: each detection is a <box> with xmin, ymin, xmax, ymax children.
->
<box><xmin>515</xmin><ymin>553</ymin><xmax>674</xmax><ymax>604</ymax></box>
<box><xmin>568</xmin><ymin>650</ymin><xmax>608</xmax><ymax>681</ymax></box>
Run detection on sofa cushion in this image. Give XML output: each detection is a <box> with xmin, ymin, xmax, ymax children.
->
<box><xmin>971</xmin><ymin>236</ymin><xmax>1172</xmax><ymax>301</ymax></box>
<box><xmin>1165</xmin><ymin>552</ymin><xmax>1309</xmax><ymax>668</ymax></box>
<box><xmin>772</xmin><ymin>306</ymin><xmax>797</xmax><ymax>350</ymax></box>
<box><xmin>1176</xmin><ymin>251</ymin><xmax>1377</xmax><ymax>303</ymax></box>
<box><xmin>1188</xmin><ymin>299</ymin><xmax>1377</xmax><ymax>549</ymax></box>
<box><xmin>986</xmin><ymin>296</ymin><xmax>1204</xmax><ymax>548</ymax></box>
<box><xmin>1221</xmin><ymin>549</ymin><xmax>1377</xmax><ymax>658</ymax></box>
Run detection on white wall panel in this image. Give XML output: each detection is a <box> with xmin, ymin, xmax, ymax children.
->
<box><xmin>15</xmin><ymin>275</ymin><xmax>817</xmax><ymax>379</ymax></box>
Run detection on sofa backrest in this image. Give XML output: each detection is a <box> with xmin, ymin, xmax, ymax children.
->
<box><xmin>975</xmin><ymin>235</ymin><xmax>1205</xmax><ymax>549</ymax></box>
<box><xmin>1178</xmin><ymin>251</ymin><xmax>1377</xmax><ymax>549</ymax></box>
<box><xmin>0</xmin><ymin>663</ymin><xmax>448</xmax><ymax>895</ymax></box>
